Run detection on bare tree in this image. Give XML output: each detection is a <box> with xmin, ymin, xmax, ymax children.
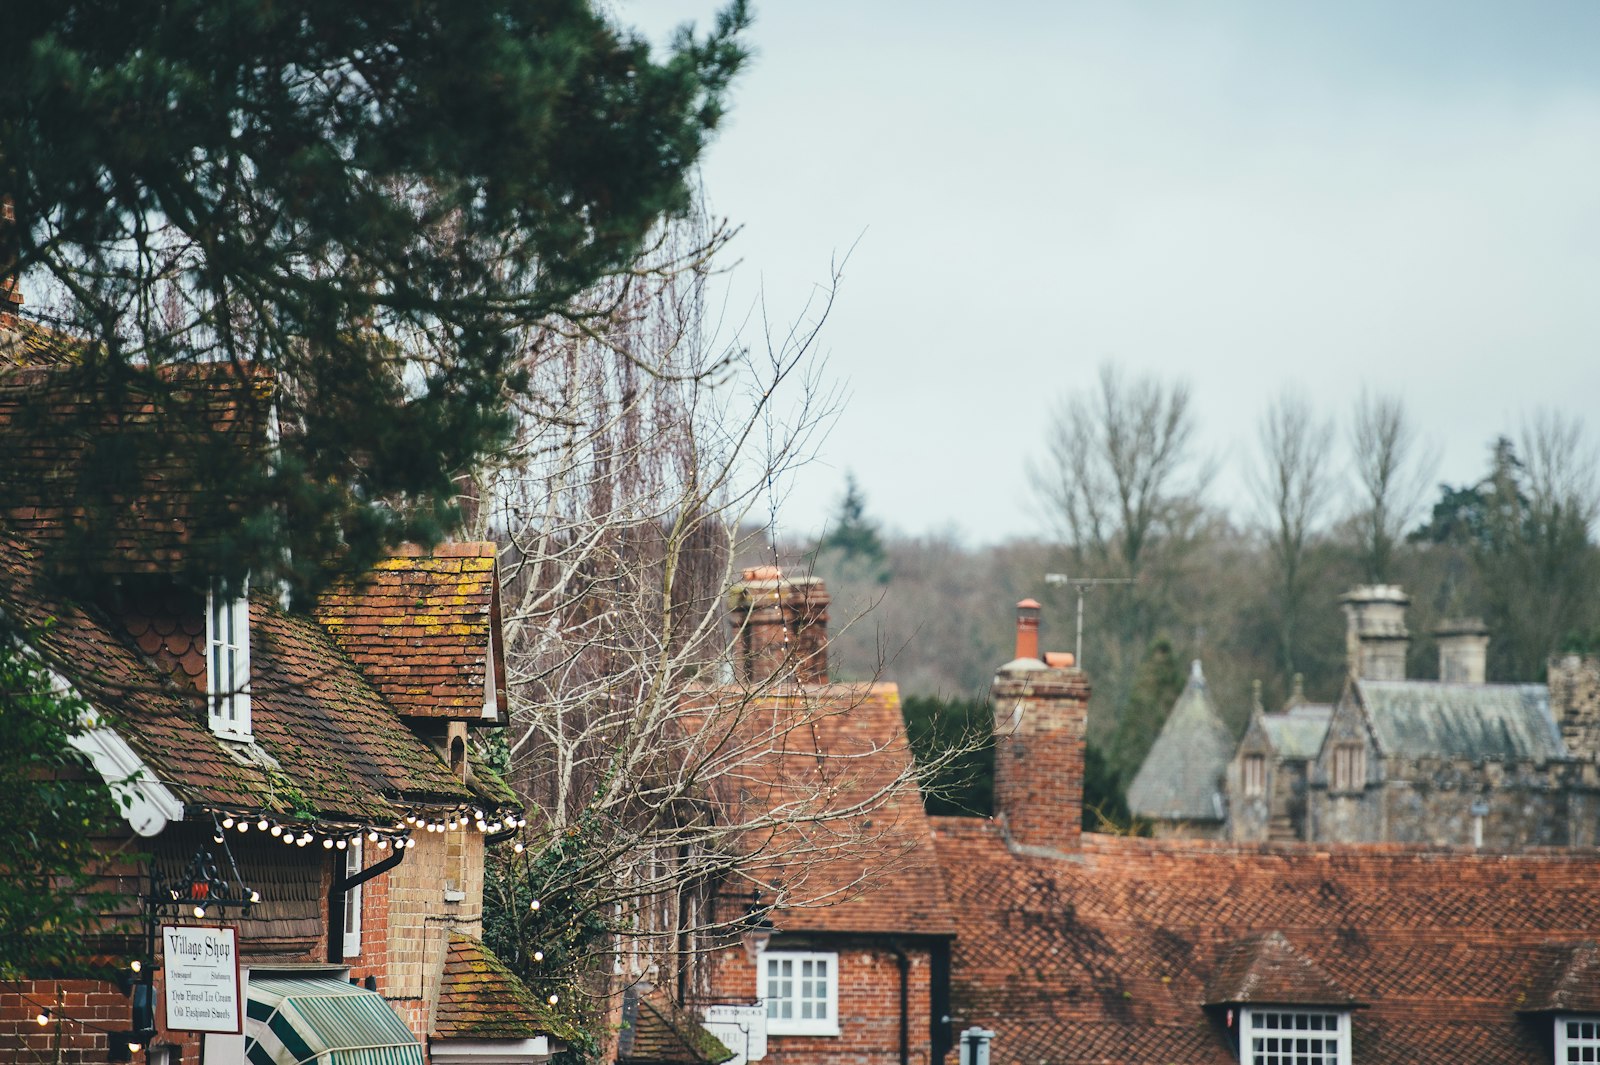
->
<box><xmin>1253</xmin><ymin>391</ymin><xmax>1335</xmax><ymax>679</ymax></box>
<box><xmin>1029</xmin><ymin>363</ymin><xmax>1211</xmax><ymax>780</ymax></box>
<box><xmin>464</xmin><ymin>213</ymin><xmax>947</xmax><ymax>1026</ymax></box>
<box><xmin>1349</xmin><ymin>389</ymin><xmax>1434</xmax><ymax>584</ymax></box>
<box><xmin>1032</xmin><ymin>364</ymin><xmax>1207</xmax><ymax>581</ymax></box>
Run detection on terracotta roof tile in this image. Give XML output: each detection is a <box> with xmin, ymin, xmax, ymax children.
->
<box><xmin>618</xmin><ymin>988</ymin><xmax>735</xmax><ymax>1065</ymax></box>
<box><xmin>931</xmin><ymin>823</ymin><xmax>1600</xmax><ymax>1064</ymax></box>
<box><xmin>433</xmin><ymin>934</ymin><xmax>570</xmax><ymax>1041</ymax></box>
<box><xmin>1521</xmin><ymin>941</ymin><xmax>1600</xmax><ymax>1015</ymax></box>
<box><xmin>696</xmin><ymin>682</ymin><xmax>954</xmax><ymax>938</ymax></box>
<box><xmin>314</xmin><ymin>545</ymin><xmax>505</xmax><ymax>723</ymax></box>
<box><xmin>1205</xmin><ymin>931</ymin><xmax>1357</xmax><ymax>1007</ymax></box>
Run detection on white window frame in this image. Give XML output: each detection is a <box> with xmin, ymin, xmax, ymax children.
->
<box><xmin>342</xmin><ymin>839</ymin><xmax>363</xmax><ymax>958</ymax></box>
<box><xmin>1239</xmin><ymin>1007</ymin><xmax>1349</xmax><ymax>1065</ymax></box>
<box><xmin>760</xmin><ymin>950</ymin><xmax>839</xmax><ymax>1037</ymax></box>
<box><xmin>206</xmin><ymin>580</ymin><xmax>252</xmax><ymax>740</ymax></box>
<box><xmin>1557</xmin><ymin>1015</ymin><xmax>1600</xmax><ymax>1063</ymax></box>
<box><xmin>1243</xmin><ymin>754</ymin><xmax>1266</xmax><ymax>798</ymax></box>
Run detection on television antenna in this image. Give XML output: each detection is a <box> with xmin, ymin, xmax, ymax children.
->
<box><xmin>1044</xmin><ymin>572</ymin><xmax>1135</xmax><ymax>669</ymax></box>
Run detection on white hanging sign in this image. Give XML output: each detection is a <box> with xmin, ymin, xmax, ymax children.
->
<box><xmin>703</xmin><ymin>1003</ymin><xmax>767</xmax><ymax>1065</ymax></box>
<box><xmin>162</xmin><ymin>926</ymin><xmax>243</xmax><ymax>1034</ymax></box>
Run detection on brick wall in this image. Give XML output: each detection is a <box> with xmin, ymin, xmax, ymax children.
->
<box><xmin>0</xmin><ymin>979</ymin><xmax>135</xmax><ymax>1065</ymax></box>
<box><xmin>990</xmin><ymin>663</ymin><xmax>1090</xmax><ymax>857</ymax></box>
<box><xmin>382</xmin><ymin>826</ymin><xmax>486</xmax><ymax>1043</ymax></box>
<box><xmin>705</xmin><ymin>939</ymin><xmax>939</xmax><ymax>1065</ymax></box>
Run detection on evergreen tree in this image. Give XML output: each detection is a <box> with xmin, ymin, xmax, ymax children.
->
<box><xmin>0</xmin><ymin>622</ymin><xmax>120</xmax><ymax>978</ymax></box>
<box><xmin>1</xmin><ymin>0</ymin><xmax>749</xmax><ymax>600</ymax></box>
<box><xmin>816</xmin><ymin>473</ymin><xmax>886</xmax><ymax>566</ymax></box>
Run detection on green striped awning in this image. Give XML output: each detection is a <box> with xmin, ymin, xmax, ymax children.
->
<box><xmin>246</xmin><ymin>977</ymin><xmax>425</xmax><ymax>1065</ymax></box>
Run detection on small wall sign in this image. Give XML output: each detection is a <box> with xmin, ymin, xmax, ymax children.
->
<box><xmin>162</xmin><ymin>926</ymin><xmax>243</xmax><ymax>1034</ymax></box>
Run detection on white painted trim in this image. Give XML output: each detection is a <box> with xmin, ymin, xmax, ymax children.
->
<box><xmin>429</xmin><ymin>1037</ymin><xmax>553</xmax><ymax>1064</ymax></box>
<box><xmin>1238</xmin><ymin>1007</ymin><xmax>1349</xmax><ymax>1065</ymax></box>
<box><xmin>759</xmin><ymin>950</ymin><xmax>840</xmax><ymax>1037</ymax></box>
<box><xmin>67</xmin><ymin>718</ymin><xmax>185</xmax><ymax>837</ymax></box>
<box><xmin>342</xmin><ymin>839</ymin><xmax>363</xmax><ymax>958</ymax></box>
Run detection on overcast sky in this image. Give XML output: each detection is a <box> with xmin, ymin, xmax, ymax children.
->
<box><xmin>620</xmin><ymin>1</ymin><xmax>1600</xmax><ymax>546</ymax></box>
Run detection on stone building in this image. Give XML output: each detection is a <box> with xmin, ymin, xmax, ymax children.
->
<box><xmin>1222</xmin><ymin>585</ymin><xmax>1600</xmax><ymax>847</ymax></box>
<box><xmin>1126</xmin><ymin>661</ymin><xmax>1234</xmax><ymax>838</ymax></box>
<box><xmin>1228</xmin><ymin>679</ymin><xmax>1333</xmax><ymax>843</ymax></box>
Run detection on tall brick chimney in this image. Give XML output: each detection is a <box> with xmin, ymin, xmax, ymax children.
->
<box><xmin>727</xmin><ymin>567</ymin><xmax>830</xmax><ymax>686</ymax></box>
<box><xmin>1340</xmin><ymin>585</ymin><xmax>1410</xmax><ymax>681</ymax></box>
<box><xmin>991</xmin><ymin>598</ymin><xmax>1091</xmax><ymax>857</ymax></box>
<box><xmin>1434</xmin><ymin>618</ymin><xmax>1489</xmax><ymax>684</ymax></box>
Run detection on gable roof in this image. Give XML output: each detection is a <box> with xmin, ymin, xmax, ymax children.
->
<box><xmin>315</xmin><ymin>542</ymin><xmax>506</xmax><ymax>723</ymax></box>
<box><xmin>1260</xmin><ymin>705</ymin><xmax>1331</xmax><ymax>761</ymax></box>
<box><xmin>0</xmin><ymin>532</ymin><xmax>518</xmax><ymax>830</ymax></box>
<box><xmin>932</xmin><ymin>822</ymin><xmax>1600</xmax><ymax>1065</ymax></box>
<box><xmin>1127</xmin><ymin>662</ymin><xmax>1235</xmax><ymax>822</ymax></box>
<box><xmin>1357</xmin><ymin>680</ymin><xmax>1564</xmax><ymax>763</ymax></box>
<box><xmin>617</xmin><ymin>988</ymin><xmax>735</xmax><ymax>1065</ymax></box>
<box><xmin>433</xmin><ymin>934</ymin><xmax>576</xmax><ymax>1043</ymax></box>
<box><xmin>702</xmin><ymin>681</ymin><xmax>954</xmax><ymax>938</ymax></box>
<box><xmin>1521</xmin><ymin>941</ymin><xmax>1600</xmax><ymax>1015</ymax></box>
<box><xmin>1205</xmin><ymin>931</ymin><xmax>1357</xmax><ymax>1008</ymax></box>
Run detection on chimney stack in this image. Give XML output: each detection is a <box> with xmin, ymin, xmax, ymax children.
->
<box><xmin>727</xmin><ymin>567</ymin><xmax>830</xmax><ymax>686</ymax></box>
<box><xmin>1434</xmin><ymin>618</ymin><xmax>1490</xmax><ymax>684</ymax></box>
<box><xmin>1340</xmin><ymin>585</ymin><xmax>1410</xmax><ymax>681</ymax></box>
<box><xmin>991</xmin><ymin>598</ymin><xmax>1091</xmax><ymax>857</ymax></box>
<box><xmin>1013</xmin><ymin>598</ymin><xmax>1041</xmax><ymax>661</ymax></box>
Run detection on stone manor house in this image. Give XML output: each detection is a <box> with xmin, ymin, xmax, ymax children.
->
<box><xmin>1130</xmin><ymin>584</ymin><xmax>1600</xmax><ymax>848</ymax></box>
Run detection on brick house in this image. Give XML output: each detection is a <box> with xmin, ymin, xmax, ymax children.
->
<box><xmin>929</xmin><ymin>598</ymin><xmax>1600</xmax><ymax>1064</ymax></box>
<box><xmin>0</xmin><ymin>353</ymin><xmax>559</xmax><ymax>1064</ymax></box>
<box><xmin>683</xmin><ymin>569</ymin><xmax>955</xmax><ymax>1065</ymax></box>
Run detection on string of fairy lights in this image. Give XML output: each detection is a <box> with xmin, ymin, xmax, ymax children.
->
<box><xmin>16</xmin><ymin>801</ymin><xmax>535</xmax><ymax>1061</ymax></box>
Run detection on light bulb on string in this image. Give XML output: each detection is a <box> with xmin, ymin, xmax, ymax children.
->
<box><xmin>335</xmin><ymin>838</ymin><xmax>347</xmax><ymax>850</ymax></box>
<box><xmin>213</xmin><ymin>828</ymin><xmax>225</xmax><ymax>844</ymax></box>
<box><xmin>130</xmin><ymin>960</ymin><xmax>142</xmax><ymax>974</ymax></box>
<box><xmin>256</xmin><ymin>818</ymin><xmax>269</xmax><ymax>831</ymax></box>
<box><xmin>368</xmin><ymin>830</ymin><xmax>379</xmax><ymax>842</ymax></box>
<box><xmin>270</xmin><ymin>824</ymin><xmax>283</xmax><ymax>837</ymax></box>
<box><xmin>547</xmin><ymin>994</ymin><xmax>559</xmax><ymax>1005</ymax></box>
<box><xmin>533</xmin><ymin>950</ymin><xmax>544</xmax><ymax>962</ymax></box>
<box><xmin>513</xmin><ymin>843</ymin><xmax>525</xmax><ymax>854</ymax></box>
<box><xmin>222</xmin><ymin>816</ymin><xmax>235</xmax><ymax>829</ymax></box>
<box><xmin>530</xmin><ymin>899</ymin><xmax>541</xmax><ymax>912</ymax></box>
<box><xmin>323</xmin><ymin>838</ymin><xmax>334</xmax><ymax>849</ymax></box>
<box><xmin>36</xmin><ymin>1009</ymin><xmax>49</xmax><ymax>1026</ymax></box>
<box><xmin>193</xmin><ymin>904</ymin><xmax>206</xmax><ymax>918</ymax></box>
<box><xmin>283</xmin><ymin>832</ymin><xmax>296</xmax><ymax>845</ymax></box>
<box><xmin>249</xmin><ymin>890</ymin><xmax>261</xmax><ymax>903</ymax></box>
<box><xmin>237</xmin><ymin>820</ymin><xmax>249</xmax><ymax>833</ymax></box>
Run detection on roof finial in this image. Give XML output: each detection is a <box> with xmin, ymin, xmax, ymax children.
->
<box><xmin>1252</xmin><ymin>678</ymin><xmax>1263</xmax><ymax>716</ymax></box>
<box><xmin>1191</xmin><ymin>659</ymin><xmax>1204</xmax><ymax>683</ymax></box>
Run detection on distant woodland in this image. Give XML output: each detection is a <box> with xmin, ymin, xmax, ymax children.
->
<box><xmin>793</xmin><ymin>367</ymin><xmax>1600</xmax><ymax>821</ymax></box>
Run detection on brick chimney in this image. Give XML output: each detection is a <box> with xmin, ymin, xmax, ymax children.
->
<box><xmin>991</xmin><ymin>598</ymin><xmax>1091</xmax><ymax>857</ymax></box>
<box><xmin>1434</xmin><ymin>618</ymin><xmax>1489</xmax><ymax>684</ymax></box>
<box><xmin>727</xmin><ymin>567</ymin><xmax>830</xmax><ymax>686</ymax></box>
<box><xmin>1340</xmin><ymin>585</ymin><xmax>1410</xmax><ymax>681</ymax></box>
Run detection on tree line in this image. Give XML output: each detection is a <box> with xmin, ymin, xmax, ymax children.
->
<box><xmin>810</xmin><ymin>365</ymin><xmax>1600</xmax><ymax>816</ymax></box>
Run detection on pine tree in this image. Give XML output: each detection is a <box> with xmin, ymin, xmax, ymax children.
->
<box><xmin>1</xmin><ymin>0</ymin><xmax>749</xmax><ymax>599</ymax></box>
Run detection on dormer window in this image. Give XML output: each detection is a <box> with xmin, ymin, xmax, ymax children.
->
<box><xmin>207</xmin><ymin>579</ymin><xmax>252</xmax><ymax>740</ymax></box>
<box><xmin>1558</xmin><ymin>1017</ymin><xmax>1600</xmax><ymax>1062</ymax></box>
<box><xmin>1240</xmin><ymin>1008</ymin><xmax>1349</xmax><ymax>1065</ymax></box>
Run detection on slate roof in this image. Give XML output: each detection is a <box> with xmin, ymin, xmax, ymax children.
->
<box><xmin>433</xmin><ymin>934</ymin><xmax>576</xmax><ymax>1043</ymax></box>
<box><xmin>1127</xmin><ymin>662</ymin><xmax>1235</xmax><ymax>822</ymax></box>
<box><xmin>701</xmin><ymin>681</ymin><xmax>954</xmax><ymax>938</ymax></box>
<box><xmin>315</xmin><ymin>542</ymin><xmax>507</xmax><ymax>723</ymax></box>
<box><xmin>1357</xmin><ymin>680</ymin><xmax>1564</xmax><ymax>763</ymax></box>
<box><xmin>1261</xmin><ymin>705</ymin><xmax>1331</xmax><ymax>760</ymax></box>
<box><xmin>0</xmin><ymin>532</ymin><xmax>517</xmax><ymax>827</ymax></box>
<box><xmin>931</xmin><ymin>823</ymin><xmax>1600</xmax><ymax>1065</ymax></box>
